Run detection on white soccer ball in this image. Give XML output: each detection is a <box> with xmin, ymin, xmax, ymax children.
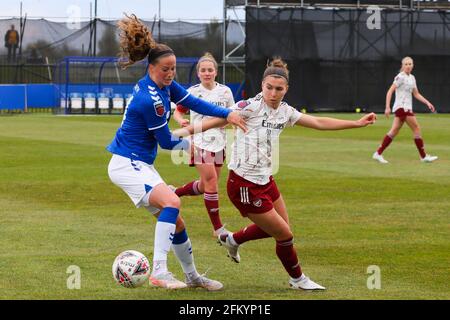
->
<box><xmin>112</xmin><ymin>250</ymin><xmax>151</xmax><ymax>288</ymax></box>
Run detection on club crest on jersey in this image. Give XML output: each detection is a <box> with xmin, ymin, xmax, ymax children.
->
<box><xmin>154</xmin><ymin>101</ymin><xmax>165</xmax><ymax>117</ymax></box>
<box><xmin>253</xmin><ymin>199</ymin><xmax>262</xmax><ymax>207</ymax></box>
<box><xmin>237</xmin><ymin>100</ymin><xmax>250</xmax><ymax>109</ymax></box>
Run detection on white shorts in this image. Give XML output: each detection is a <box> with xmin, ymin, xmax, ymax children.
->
<box><xmin>108</xmin><ymin>154</ymin><xmax>164</xmax><ymax>214</ymax></box>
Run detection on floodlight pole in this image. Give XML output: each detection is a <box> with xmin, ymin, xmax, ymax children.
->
<box><xmin>93</xmin><ymin>0</ymin><xmax>98</xmax><ymax>57</ymax></box>
<box><xmin>158</xmin><ymin>0</ymin><xmax>161</xmax><ymax>42</ymax></box>
<box><xmin>222</xmin><ymin>0</ymin><xmax>226</xmax><ymax>83</ymax></box>
<box><xmin>19</xmin><ymin>2</ymin><xmax>22</xmax><ymax>58</ymax></box>
<box><xmin>19</xmin><ymin>2</ymin><xmax>27</xmax><ymax>59</ymax></box>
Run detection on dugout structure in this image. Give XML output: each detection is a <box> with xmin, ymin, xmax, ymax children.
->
<box><xmin>244</xmin><ymin>2</ymin><xmax>450</xmax><ymax>112</ymax></box>
<box><xmin>56</xmin><ymin>56</ymin><xmax>200</xmax><ymax>115</ymax></box>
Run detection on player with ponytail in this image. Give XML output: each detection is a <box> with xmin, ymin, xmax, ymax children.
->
<box><xmin>107</xmin><ymin>14</ymin><xmax>246</xmax><ymax>291</ymax></box>
<box><xmin>372</xmin><ymin>56</ymin><xmax>438</xmax><ymax>164</ymax></box>
<box><xmin>174</xmin><ymin>57</ymin><xmax>377</xmax><ymax>291</ymax></box>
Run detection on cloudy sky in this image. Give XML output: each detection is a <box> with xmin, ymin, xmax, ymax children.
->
<box><xmin>1</xmin><ymin>0</ymin><xmax>244</xmax><ymax>21</ymax></box>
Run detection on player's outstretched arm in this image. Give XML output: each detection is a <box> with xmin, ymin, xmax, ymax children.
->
<box><xmin>227</xmin><ymin>111</ymin><xmax>247</xmax><ymax>132</ymax></box>
<box><xmin>153</xmin><ymin>124</ymin><xmax>190</xmax><ymax>150</ymax></box>
<box><xmin>296</xmin><ymin>113</ymin><xmax>377</xmax><ymax>130</ymax></box>
<box><xmin>180</xmin><ymin>95</ymin><xmax>246</xmax><ymax>132</ymax></box>
<box><xmin>172</xmin><ymin>117</ymin><xmax>229</xmax><ymax>138</ymax></box>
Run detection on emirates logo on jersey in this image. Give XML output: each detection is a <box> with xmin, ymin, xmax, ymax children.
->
<box><xmin>154</xmin><ymin>101</ymin><xmax>165</xmax><ymax>117</ymax></box>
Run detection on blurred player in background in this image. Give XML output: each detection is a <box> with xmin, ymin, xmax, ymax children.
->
<box><xmin>175</xmin><ymin>57</ymin><xmax>377</xmax><ymax>290</ymax></box>
<box><xmin>372</xmin><ymin>56</ymin><xmax>438</xmax><ymax>164</ymax></box>
<box><xmin>173</xmin><ymin>53</ymin><xmax>235</xmax><ymax>237</ymax></box>
<box><xmin>107</xmin><ymin>14</ymin><xmax>246</xmax><ymax>291</ymax></box>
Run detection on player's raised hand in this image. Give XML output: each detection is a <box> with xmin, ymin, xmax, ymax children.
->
<box><xmin>227</xmin><ymin>111</ymin><xmax>247</xmax><ymax>132</ymax></box>
<box><xmin>357</xmin><ymin>112</ymin><xmax>377</xmax><ymax>127</ymax></box>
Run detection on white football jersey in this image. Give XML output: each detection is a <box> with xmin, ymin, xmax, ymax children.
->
<box><xmin>188</xmin><ymin>82</ymin><xmax>235</xmax><ymax>152</ymax></box>
<box><xmin>392</xmin><ymin>72</ymin><xmax>417</xmax><ymax>112</ymax></box>
<box><xmin>228</xmin><ymin>93</ymin><xmax>302</xmax><ymax>185</ymax></box>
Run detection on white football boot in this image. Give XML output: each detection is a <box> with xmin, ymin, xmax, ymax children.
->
<box><xmin>420</xmin><ymin>154</ymin><xmax>438</xmax><ymax>163</ymax></box>
<box><xmin>372</xmin><ymin>151</ymin><xmax>389</xmax><ymax>164</ymax></box>
<box><xmin>289</xmin><ymin>274</ymin><xmax>326</xmax><ymax>291</ymax></box>
<box><xmin>217</xmin><ymin>233</ymin><xmax>240</xmax><ymax>263</ymax></box>
<box><xmin>213</xmin><ymin>225</ymin><xmax>231</xmax><ymax>238</ymax></box>
<box><xmin>185</xmin><ymin>273</ymin><xmax>224</xmax><ymax>291</ymax></box>
<box><xmin>149</xmin><ymin>272</ymin><xmax>187</xmax><ymax>289</ymax></box>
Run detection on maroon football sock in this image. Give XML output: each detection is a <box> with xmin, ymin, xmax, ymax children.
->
<box><xmin>232</xmin><ymin>224</ymin><xmax>271</xmax><ymax>245</ymax></box>
<box><xmin>414</xmin><ymin>137</ymin><xmax>427</xmax><ymax>159</ymax></box>
<box><xmin>203</xmin><ymin>192</ymin><xmax>223</xmax><ymax>231</ymax></box>
<box><xmin>175</xmin><ymin>180</ymin><xmax>202</xmax><ymax>197</ymax></box>
<box><xmin>276</xmin><ymin>237</ymin><xmax>302</xmax><ymax>279</ymax></box>
<box><xmin>377</xmin><ymin>134</ymin><xmax>393</xmax><ymax>155</ymax></box>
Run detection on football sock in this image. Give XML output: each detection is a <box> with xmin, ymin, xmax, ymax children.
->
<box><xmin>377</xmin><ymin>134</ymin><xmax>393</xmax><ymax>155</ymax></box>
<box><xmin>152</xmin><ymin>207</ymin><xmax>179</xmax><ymax>276</ymax></box>
<box><xmin>152</xmin><ymin>260</ymin><xmax>167</xmax><ymax>277</ymax></box>
<box><xmin>414</xmin><ymin>136</ymin><xmax>427</xmax><ymax>158</ymax></box>
<box><xmin>175</xmin><ymin>180</ymin><xmax>202</xmax><ymax>197</ymax></box>
<box><xmin>291</xmin><ymin>274</ymin><xmax>306</xmax><ymax>282</ymax></box>
<box><xmin>204</xmin><ymin>192</ymin><xmax>223</xmax><ymax>231</ymax></box>
<box><xmin>171</xmin><ymin>229</ymin><xmax>199</xmax><ymax>277</ymax></box>
<box><xmin>232</xmin><ymin>224</ymin><xmax>271</xmax><ymax>245</ymax></box>
<box><xmin>276</xmin><ymin>237</ymin><xmax>302</xmax><ymax>279</ymax></box>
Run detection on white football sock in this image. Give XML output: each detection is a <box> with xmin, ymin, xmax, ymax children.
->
<box><xmin>152</xmin><ymin>260</ymin><xmax>167</xmax><ymax>277</ymax></box>
<box><xmin>172</xmin><ymin>238</ymin><xmax>199</xmax><ymax>277</ymax></box>
<box><xmin>152</xmin><ymin>221</ymin><xmax>176</xmax><ymax>275</ymax></box>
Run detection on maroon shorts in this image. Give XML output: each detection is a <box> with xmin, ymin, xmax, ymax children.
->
<box><xmin>395</xmin><ymin>108</ymin><xmax>415</xmax><ymax>121</ymax></box>
<box><xmin>190</xmin><ymin>146</ymin><xmax>225</xmax><ymax>167</ymax></box>
<box><xmin>227</xmin><ymin>170</ymin><xmax>281</xmax><ymax>217</ymax></box>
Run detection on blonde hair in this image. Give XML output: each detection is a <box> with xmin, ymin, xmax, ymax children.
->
<box><xmin>117</xmin><ymin>14</ymin><xmax>174</xmax><ymax>69</ymax></box>
<box><xmin>263</xmin><ymin>57</ymin><xmax>289</xmax><ymax>82</ymax></box>
<box><xmin>196</xmin><ymin>52</ymin><xmax>218</xmax><ymax>72</ymax></box>
<box><xmin>400</xmin><ymin>56</ymin><xmax>414</xmax><ymax>72</ymax></box>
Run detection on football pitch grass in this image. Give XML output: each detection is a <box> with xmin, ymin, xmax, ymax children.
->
<box><xmin>0</xmin><ymin>113</ymin><xmax>448</xmax><ymax>300</ymax></box>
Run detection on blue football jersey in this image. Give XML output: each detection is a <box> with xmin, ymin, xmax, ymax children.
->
<box><xmin>106</xmin><ymin>74</ymin><xmax>190</xmax><ymax>164</ymax></box>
